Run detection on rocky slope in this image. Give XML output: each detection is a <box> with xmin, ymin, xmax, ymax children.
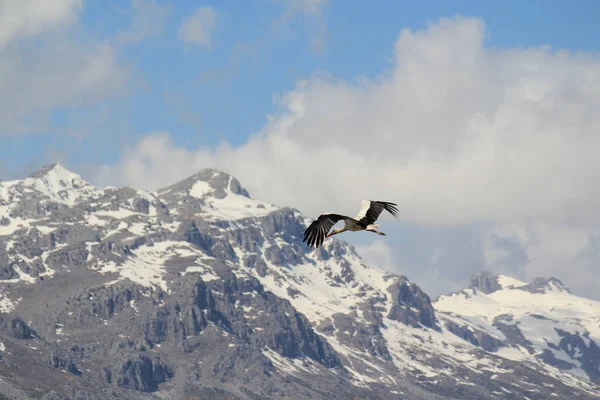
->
<box><xmin>0</xmin><ymin>164</ymin><xmax>598</xmax><ymax>399</ymax></box>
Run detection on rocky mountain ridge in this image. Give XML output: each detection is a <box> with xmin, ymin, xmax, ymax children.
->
<box><xmin>435</xmin><ymin>271</ymin><xmax>600</xmax><ymax>385</ymax></box>
<box><xmin>0</xmin><ymin>164</ymin><xmax>598</xmax><ymax>399</ymax></box>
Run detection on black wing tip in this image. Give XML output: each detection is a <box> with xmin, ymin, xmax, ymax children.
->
<box><xmin>303</xmin><ymin>226</ymin><xmax>322</xmax><ymax>249</ymax></box>
<box><xmin>370</xmin><ymin>200</ymin><xmax>400</xmax><ymax>219</ymax></box>
<box><xmin>369</xmin><ymin>200</ymin><xmax>398</xmax><ymax>206</ymax></box>
<box><xmin>302</xmin><ymin>213</ymin><xmax>347</xmax><ymax>249</ymax></box>
<box><xmin>386</xmin><ymin>205</ymin><xmax>400</xmax><ymax>219</ymax></box>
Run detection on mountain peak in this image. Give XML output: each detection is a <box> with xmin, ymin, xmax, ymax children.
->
<box><xmin>16</xmin><ymin>163</ymin><xmax>97</xmax><ymax>205</ymax></box>
<box><xmin>30</xmin><ymin>162</ymin><xmax>88</xmax><ymax>181</ymax></box>
<box><xmin>518</xmin><ymin>276</ymin><xmax>571</xmax><ymax>294</ymax></box>
<box><xmin>465</xmin><ymin>271</ymin><xmax>571</xmax><ymax>296</ymax></box>
<box><xmin>468</xmin><ymin>271</ymin><xmax>501</xmax><ymax>294</ymax></box>
<box><xmin>159</xmin><ymin>168</ymin><xmax>250</xmax><ymax>199</ymax></box>
<box><xmin>154</xmin><ymin>167</ymin><xmax>278</xmax><ymax>221</ymax></box>
<box><xmin>29</xmin><ymin>163</ymin><xmax>63</xmax><ymax>178</ymax></box>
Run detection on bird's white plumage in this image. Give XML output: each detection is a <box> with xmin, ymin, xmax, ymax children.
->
<box><xmin>354</xmin><ymin>200</ymin><xmax>372</xmax><ymax>220</ymax></box>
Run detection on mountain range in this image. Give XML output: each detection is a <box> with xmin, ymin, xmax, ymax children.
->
<box><xmin>0</xmin><ymin>163</ymin><xmax>598</xmax><ymax>400</ymax></box>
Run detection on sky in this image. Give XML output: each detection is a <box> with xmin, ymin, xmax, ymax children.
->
<box><xmin>2</xmin><ymin>0</ymin><xmax>600</xmax><ymax>299</ymax></box>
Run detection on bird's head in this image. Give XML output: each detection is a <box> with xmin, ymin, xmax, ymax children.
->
<box><xmin>326</xmin><ymin>228</ymin><xmax>345</xmax><ymax>238</ymax></box>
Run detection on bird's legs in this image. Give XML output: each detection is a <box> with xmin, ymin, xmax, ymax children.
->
<box><xmin>366</xmin><ymin>229</ymin><xmax>386</xmax><ymax>236</ymax></box>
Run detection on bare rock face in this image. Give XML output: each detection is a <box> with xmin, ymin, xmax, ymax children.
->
<box><xmin>387</xmin><ymin>277</ymin><xmax>439</xmax><ymax>330</ymax></box>
<box><xmin>551</xmin><ymin>329</ymin><xmax>600</xmax><ymax>382</ymax></box>
<box><xmin>444</xmin><ymin>319</ymin><xmax>504</xmax><ymax>352</ymax></box>
<box><xmin>318</xmin><ymin>311</ymin><xmax>391</xmax><ymax>361</ymax></box>
<box><xmin>0</xmin><ymin>252</ymin><xmax>18</xmax><ymax>279</ymax></box>
<box><xmin>114</xmin><ymin>355</ymin><xmax>173</xmax><ymax>392</ymax></box>
<box><xmin>9</xmin><ymin>317</ymin><xmax>38</xmax><ymax>339</ymax></box>
<box><xmin>0</xmin><ymin>164</ymin><xmax>599</xmax><ymax>400</ymax></box>
<box><xmin>468</xmin><ymin>271</ymin><xmax>501</xmax><ymax>294</ymax></box>
<box><xmin>48</xmin><ymin>349</ymin><xmax>82</xmax><ymax>376</ymax></box>
<box><xmin>172</xmin><ymin>277</ymin><xmax>342</xmax><ymax>369</ymax></box>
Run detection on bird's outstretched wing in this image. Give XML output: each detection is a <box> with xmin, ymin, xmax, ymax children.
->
<box><xmin>355</xmin><ymin>200</ymin><xmax>399</xmax><ymax>226</ymax></box>
<box><xmin>303</xmin><ymin>213</ymin><xmax>347</xmax><ymax>249</ymax></box>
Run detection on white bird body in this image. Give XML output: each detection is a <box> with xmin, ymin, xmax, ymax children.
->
<box><xmin>303</xmin><ymin>200</ymin><xmax>399</xmax><ymax>248</ymax></box>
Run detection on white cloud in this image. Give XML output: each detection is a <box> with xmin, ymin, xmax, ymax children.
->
<box><xmin>116</xmin><ymin>0</ymin><xmax>172</xmax><ymax>46</ymax></box>
<box><xmin>177</xmin><ymin>7</ymin><xmax>216</xmax><ymax>48</ymax></box>
<box><xmin>95</xmin><ymin>132</ymin><xmax>214</xmax><ymax>189</ymax></box>
<box><xmin>98</xmin><ymin>16</ymin><xmax>600</xmax><ymax>299</ymax></box>
<box><xmin>0</xmin><ymin>0</ymin><xmax>82</xmax><ymax>49</ymax></box>
<box><xmin>0</xmin><ymin>0</ymin><xmax>128</xmax><ymax>135</ymax></box>
<box><xmin>102</xmin><ymin>15</ymin><xmax>600</xmax><ymax>226</ymax></box>
<box><xmin>481</xmin><ymin>221</ymin><xmax>600</xmax><ymax>298</ymax></box>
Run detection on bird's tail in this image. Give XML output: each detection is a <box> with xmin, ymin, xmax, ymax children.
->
<box><xmin>366</xmin><ymin>224</ymin><xmax>380</xmax><ymax>230</ymax></box>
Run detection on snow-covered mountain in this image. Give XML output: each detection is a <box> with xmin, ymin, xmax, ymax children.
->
<box><xmin>0</xmin><ymin>164</ymin><xmax>598</xmax><ymax>400</ymax></box>
<box><xmin>435</xmin><ymin>271</ymin><xmax>600</xmax><ymax>385</ymax></box>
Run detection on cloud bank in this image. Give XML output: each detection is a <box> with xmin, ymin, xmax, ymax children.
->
<box><xmin>177</xmin><ymin>7</ymin><xmax>216</xmax><ymax>48</ymax></box>
<box><xmin>0</xmin><ymin>0</ymin><xmax>82</xmax><ymax>49</ymax></box>
<box><xmin>0</xmin><ymin>0</ymin><xmax>128</xmax><ymax>135</ymax></box>
<box><xmin>99</xmin><ymin>16</ymin><xmax>600</xmax><ymax>299</ymax></box>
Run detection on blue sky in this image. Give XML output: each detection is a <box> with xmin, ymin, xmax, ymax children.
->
<box><xmin>2</xmin><ymin>0</ymin><xmax>600</xmax><ymax>298</ymax></box>
<box><xmin>1</xmin><ymin>0</ymin><xmax>599</xmax><ymax>177</ymax></box>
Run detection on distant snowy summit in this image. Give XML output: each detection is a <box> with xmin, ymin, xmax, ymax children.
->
<box><xmin>466</xmin><ymin>270</ymin><xmax>571</xmax><ymax>295</ymax></box>
<box><xmin>435</xmin><ymin>271</ymin><xmax>600</xmax><ymax>383</ymax></box>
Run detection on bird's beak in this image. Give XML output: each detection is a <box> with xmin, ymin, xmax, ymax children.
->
<box><xmin>326</xmin><ymin>232</ymin><xmax>334</xmax><ymax>238</ymax></box>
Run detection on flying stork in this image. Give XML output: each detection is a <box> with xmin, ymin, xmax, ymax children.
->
<box><xmin>303</xmin><ymin>200</ymin><xmax>399</xmax><ymax>249</ymax></box>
